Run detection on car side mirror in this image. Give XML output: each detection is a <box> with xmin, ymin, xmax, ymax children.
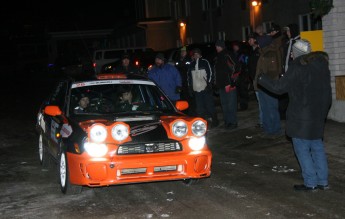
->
<box><xmin>44</xmin><ymin>105</ymin><xmax>62</xmax><ymax>116</ymax></box>
<box><xmin>175</xmin><ymin>100</ymin><xmax>189</xmax><ymax>111</ymax></box>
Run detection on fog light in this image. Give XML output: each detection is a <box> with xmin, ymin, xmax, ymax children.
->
<box><xmin>188</xmin><ymin>137</ymin><xmax>205</xmax><ymax>151</ymax></box>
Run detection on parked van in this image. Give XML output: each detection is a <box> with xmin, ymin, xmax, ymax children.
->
<box><xmin>92</xmin><ymin>47</ymin><xmax>154</xmax><ymax>74</ymax></box>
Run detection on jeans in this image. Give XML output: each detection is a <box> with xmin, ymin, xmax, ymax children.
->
<box><xmin>255</xmin><ymin>91</ymin><xmax>263</xmax><ymax>125</ymax></box>
<box><xmin>292</xmin><ymin>138</ymin><xmax>329</xmax><ymax>187</ymax></box>
<box><xmin>258</xmin><ymin>90</ymin><xmax>281</xmax><ymax>135</ymax></box>
<box><xmin>194</xmin><ymin>90</ymin><xmax>215</xmax><ymax>118</ymax></box>
<box><xmin>219</xmin><ymin>88</ymin><xmax>237</xmax><ymax>125</ymax></box>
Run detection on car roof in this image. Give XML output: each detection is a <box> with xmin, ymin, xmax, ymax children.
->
<box><xmin>71</xmin><ymin>73</ymin><xmax>150</xmax><ymax>83</ymax></box>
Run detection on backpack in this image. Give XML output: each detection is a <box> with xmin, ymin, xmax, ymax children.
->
<box><xmin>257</xmin><ymin>41</ymin><xmax>283</xmax><ymax>80</ymax></box>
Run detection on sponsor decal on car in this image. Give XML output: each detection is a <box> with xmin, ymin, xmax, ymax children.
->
<box><xmin>72</xmin><ymin>80</ymin><xmax>155</xmax><ymax>88</ymax></box>
<box><xmin>61</xmin><ymin>124</ymin><xmax>73</xmax><ymax>138</ymax></box>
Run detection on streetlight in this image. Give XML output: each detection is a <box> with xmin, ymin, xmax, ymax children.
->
<box><xmin>179</xmin><ymin>22</ymin><xmax>186</xmax><ymax>46</ymax></box>
<box><xmin>252</xmin><ymin>1</ymin><xmax>258</xmax><ymax>7</ymax></box>
<box><xmin>250</xmin><ymin>1</ymin><xmax>261</xmax><ymax>31</ymax></box>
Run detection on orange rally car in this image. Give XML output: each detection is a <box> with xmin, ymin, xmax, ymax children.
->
<box><xmin>36</xmin><ymin>73</ymin><xmax>212</xmax><ymax>194</ymax></box>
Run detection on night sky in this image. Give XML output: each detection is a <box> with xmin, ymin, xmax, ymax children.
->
<box><xmin>2</xmin><ymin>1</ymin><xmax>137</xmax><ymax>32</ymax></box>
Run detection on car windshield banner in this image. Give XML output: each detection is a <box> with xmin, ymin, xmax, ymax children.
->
<box><xmin>72</xmin><ymin>80</ymin><xmax>155</xmax><ymax>88</ymax></box>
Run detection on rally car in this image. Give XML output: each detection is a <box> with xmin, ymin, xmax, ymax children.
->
<box><xmin>36</xmin><ymin>73</ymin><xmax>212</xmax><ymax>194</ymax></box>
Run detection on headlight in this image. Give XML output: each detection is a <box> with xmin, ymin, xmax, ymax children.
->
<box><xmin>111</xmin><ymin>124</ymin><xmax>129</xmax><ymax>141</ymax></box>
<box><xmin>188</xmin><ymin>136</ymin><xmax>206</xmax><ymax>151</ymax></box>
<box><xmin>192</xmin><ymin>120</ymin><xmax>207</xmax><ymax>136</ymax></box>
<box><xmin>90</xmin><ymin>124</ymin><xmax>107</xmax><ymax>143</ymax></box>
<box><xmin>84</xmin><ymin>142</ymin><xmax>108</xmax><ymax>157</ymax></box>
<box><xmin>172</xmin><ymin>120</ymin><xmax>188</xmax><ymax>137</ymax></box>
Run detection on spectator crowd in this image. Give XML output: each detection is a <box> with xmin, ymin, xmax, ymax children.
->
<box><xmin>109</xmin><ymin>22</ymin><xmax>332</xmax><ymax>192</ymax></box>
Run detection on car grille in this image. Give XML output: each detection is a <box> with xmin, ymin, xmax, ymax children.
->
<box><xmin>117</xmin><ymin>142</ymin><xmax>182</xmax><ymax>155</ymax></box>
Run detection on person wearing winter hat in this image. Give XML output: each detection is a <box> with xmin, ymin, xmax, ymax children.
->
<box><xmin>114</xmin><ymin>52</ymin><xmax>139</xmax><ymax>74</ymax></box>
<box><xmin>258</xmin><ymin>40</ymin><xmax>331</xmax><ymax>192</ymax></box>
<box><xmin>148</xmin><ymin>52</ymin><xmax>182</xmax><ymax>103</ymax></box>
<box><xmin>175</xmin><ymin>46</ymin><xmax>193</xmax><ymax>113</ymax></box>
<box><xmin>255</xmin><ymin>22</ymin><xmax>284</xmax><ymax>138</ymax></box>
<box><xmin>215</xmin><ymin>40</ymin><xmax>226</xmax><ymax>49</ymax></box>
<box><xmin>214</xmin><ymin>39</ymin><xmax>240</xmax><ymax>129</ymax></box>
<box><xmin>187</xmin><ymin>47</ymin><xmax>218</xmax><ymax>128</ymax></box>
<box><xmin>279</xmin><ymin>23</ymin><xmax>301</xmax><ymax>122</ymax></box>
<box><xmin>292</xmin><ymin>39</ymin><xmax>311</xmax><ymax>58</ymax></box>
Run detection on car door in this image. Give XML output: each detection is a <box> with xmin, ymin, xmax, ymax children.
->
<box><xmin>44</xmin><ymin>81</ymin><xmax>69</xmax><ymax>160</ymax></box>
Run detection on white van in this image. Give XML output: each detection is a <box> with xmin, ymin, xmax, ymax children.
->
<box><xmin>92</xmin><ymin>47</ymin><xmax>153</xmax><ymax>74</ymax></box>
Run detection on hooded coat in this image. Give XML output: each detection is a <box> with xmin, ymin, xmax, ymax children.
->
<box><xmin>258</xmin><ymin>52</ymin><xmax>332</xmax><ymax>139</ymax></box>
<box><xmin>148</xmin><ymin>63</ymin><xmax>182</xmax><ymax>101</ymax></box>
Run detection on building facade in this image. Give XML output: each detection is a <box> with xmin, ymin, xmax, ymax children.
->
<box><xmin>117</xmin><ymin>0</ymin><xmax>318</xmax><ymax>50</ymax></box>
<box><xmin>322</xmin><ymin>0</ymin><xmax>345</xmax><ymax>122</ymax></box>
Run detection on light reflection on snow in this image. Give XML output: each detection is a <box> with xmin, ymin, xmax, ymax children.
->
<box><xmin>272</xmin><ymin>165</ymin><xmax>296</xmax><ymax>173</ymax></box>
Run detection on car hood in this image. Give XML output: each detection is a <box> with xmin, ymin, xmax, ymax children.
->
<box><xmin>72</xmin><ymin>112</ymin><xmax>190</xmax><ymax>143</ymax></box>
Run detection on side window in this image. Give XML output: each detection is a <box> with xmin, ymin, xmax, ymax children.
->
<box><xmin>104</xmin><ymin>50</ymin><xmax>122</xmax><ymax>59</ymax></box>
<box><xmin>50</xmin><ymin>81</ymin><xmax>68</xmax><ymax>110</ymax></box>
<box><xmin>95</xmin><ymin>51</ymin><xmax>102</xmax><ymax>60</ymax></box>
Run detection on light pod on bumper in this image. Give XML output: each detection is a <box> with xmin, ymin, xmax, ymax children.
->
<box><xmin>84</xmin><ymin>142</ymin><xmax>108</xmax><ymax>157</ymax></box>
<box><xmin>188</xmin><ymin>136</ymin><xmax>206</xmax><ymax>151</ymax></box>
<box><xmin>190</xmin><ymin>119</ymin><xmax>207</xmax><ymax>151</ymax></box>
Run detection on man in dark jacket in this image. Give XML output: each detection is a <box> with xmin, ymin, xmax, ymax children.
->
<box><xmin>114</xmin><ymin>53</ymin><xmax>139</xmax><ymax>74</ymax></box>
<box><xmin>176</xmin><ymin>46</ymin><xmax>194</xmax><ymax>114</ymax></box>
<box><xmin>255</xmin><ymin>23</ymin><xmax>284</xmax><ymax>137</ymax></box>
<box><xmin>214</xmin><ymin>40</ymin><xmax>240</xmax><ymax>129</ymax></box>
<box><xmin>247</xmin><ymin>33</ymin><xmax>262</xmax><ymax>128</ymax></box>
<box><xmin>279</xmin><ymin>23</ymin><xmax>301</xmax><ymax>120</ymax></box>
<box><xmin>187</xmin><ymin>48</ymin><xmax>218</xmax><ymax>128</ymax></box>
<box><xmin>258</xmin><ymin>39</ymin><xmax>332</xmax><ymax>191</ymax></box>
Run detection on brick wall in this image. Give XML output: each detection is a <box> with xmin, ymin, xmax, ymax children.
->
<box><xmin>322</xmin><ymin>0</ymin><xmax>345</xmax><ymax>122</ymax></box>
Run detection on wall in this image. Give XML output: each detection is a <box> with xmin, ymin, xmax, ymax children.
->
<box><xmin>322</xmin><ymin>0</ymin><xmax>345</xmax><ymax>122</ymax></box>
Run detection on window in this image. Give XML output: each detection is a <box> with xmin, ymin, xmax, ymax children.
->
<box><xmin>50</xmin><ymin>81</ymin><xmax>68</xmax><ymax>110</ymax></box>
<box><xmin>299</xmin><ymin>13</ymin><xmax>322</xmax><ymax>31</ymax></box>
<box><xmin>177</xmin><ymin>0</ymin><xmax>190</xmax><ymax>17</ymax></box>
<box><xmin>218</xmin><ymin>31</ymin><xmax>226</xmax><ymax>40</ymax></box>
<box><xmin>242</xmin><ymin>26</ymin><xmax>251</xmax><ymax>41</ymax></box>
<box><xmin>204</xmin><ymin>34</ymin><xmax>211</xmax><ymax>43</ymax></box>
<box><xmin>171</xmin><ymin>0</ymin><xmax>177</xmax><ymax>18</ymax></box>
<box><xmin>262</xmin><ymin>21</ymin><xmax>272</xmax><ymax>34</ymax></box>
<box><xmin>202</xmin><ymin>0</ymin><xmax>210</xmax><ymax>11</ymax></box>
<box><xmin>217</xmin><ymin>0</ymin><xmax>224</xmax><ymax>7</ymax></box>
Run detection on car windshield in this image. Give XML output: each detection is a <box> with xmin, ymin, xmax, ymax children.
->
<box><xmin>70</xmin><ymin>80</ymin><xmax>175</xmax><ymax>115</ymax></box>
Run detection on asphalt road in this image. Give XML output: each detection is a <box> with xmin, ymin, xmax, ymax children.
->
<box><xmin>1</xmin><ymin>74</ymin><xmax>345</xmax><ymax>219</ymax></box>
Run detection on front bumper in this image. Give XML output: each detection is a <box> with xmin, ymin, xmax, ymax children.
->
<box><xmin>67</xmin><ymin>147</ymin><xmax>212</xmax><ymax>187</ymax></box>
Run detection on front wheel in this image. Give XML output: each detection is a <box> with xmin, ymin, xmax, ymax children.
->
<box><xmin>39</xmin><ymin>134</ymin><xmax>52</xmax><ymax>168</ymax></box>
<box><xmin>59</xmin><ymin>151</ymin><xmax>82</xmax><ymax>194</ymax></box>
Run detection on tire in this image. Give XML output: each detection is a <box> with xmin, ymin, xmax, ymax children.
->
<box><xmin>182</xmin><ymin>178</ymin><xmax>200</xmax><ymax>186</ymax></box>
<box><xmin>39</xmin><ymin>134</ymin><xmax>52</xmax><ymax>168</ymax></box>
<box><xmin>58</xmin><ymin>151</ymin><xmax>82</xmax><ymax>194</ymax></box>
